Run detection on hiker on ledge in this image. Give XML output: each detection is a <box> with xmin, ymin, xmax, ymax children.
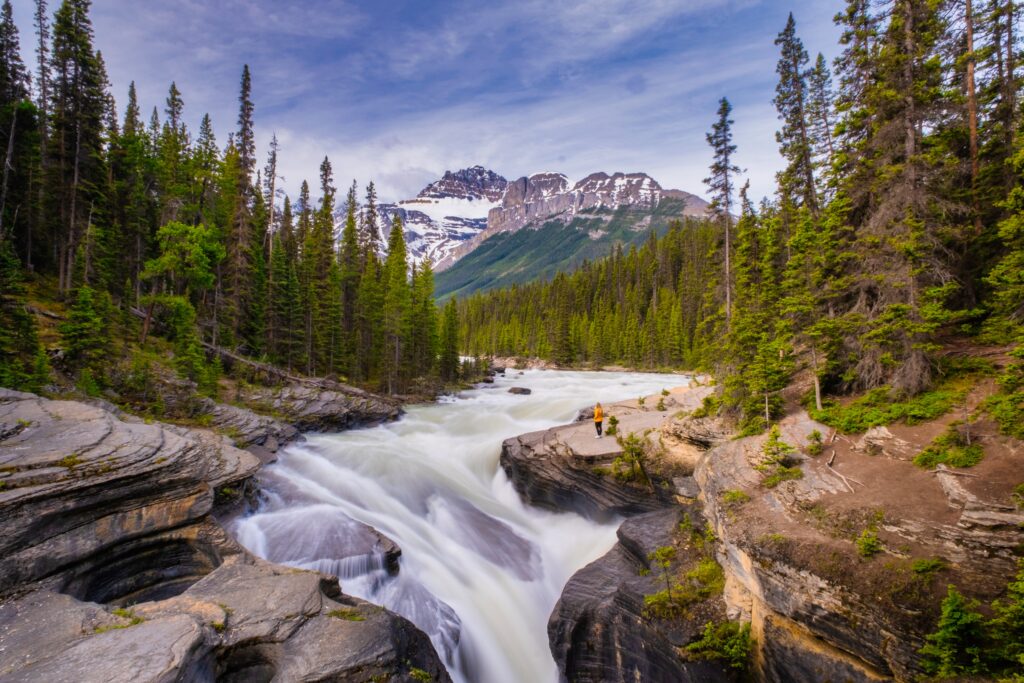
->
<box><xmin>594</xmin><ymin>402</ymin><xmax>603</xmax><ymax>439</ymax></box>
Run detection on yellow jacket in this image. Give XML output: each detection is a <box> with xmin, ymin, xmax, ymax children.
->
<box><xmin>594</xmin><ymin>406</ymin><xmax>603</xmax><ymax>422</ymax></box>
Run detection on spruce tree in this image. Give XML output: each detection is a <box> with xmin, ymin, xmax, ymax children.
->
<box><xmin>704</xmin><ymin>97</ymin><xmax>741</xmax><ymax>331</ymax></box>
<box><xmin>381</xmin><ymin>214</ymin><xmax>410</xmax><ymax>393</ymax></box>
<box><xmin>439</xmin><ymin>298</ymin><xmax>460</xmax><ymax>382</ymax></box>
<box><xmin>773</xmin><ymin>13</ymin><xmax>817</xmax><ymax>213</ymax></box>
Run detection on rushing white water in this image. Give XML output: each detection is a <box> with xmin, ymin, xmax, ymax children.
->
<box><xmin>234</xmin><ymin>369</ymin><xmax>684</xmax><ymax>683</ymax></box>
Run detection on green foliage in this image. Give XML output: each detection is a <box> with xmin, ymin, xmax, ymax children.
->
<box><xmin>408</xmin><ymin>668</ymin><xmax>432</xmax><ymax>683</ymax></box>
<box><xmin>685</xmin><ymin>621</ymin><xmax>752</xmax><ymax>671</ymax></box>
<box><xmin>985</xmin><ymin>345</ymin><xmax>1024</xmax><ymax>440</ymax></box>
<box><xmin>606</xmin><ymin>414</ymin><xmax>619</xmax><ymax>436</ymax></box>
<box><xmin>911</xmin><ymin>558</ymin><xmax>947</xmax><ymax>578</ymax></box>
<box><xmin>919</xmin><ymin>586</ymin><xmax>989</xmax><ymax>677</ymax></box>
<box><xmin>1013</xmin><ymin>484</ymin><xmax>1024</xmax><ymax>510</ymax></box>
<box><xmin>0</xmin><ymin>242</ymin><xmax>48</xmax><ymax>392</ymax></box>
<box><xmin>722</xmin><ymin>489</ymin><xmax>751</xmax><ymax>507</ymax></box>
<box><xmin>327</xmin><ymin>608</ymin><xmax>365</xmax><ymax>622</ymax></box>
<box><xmin>856</xmin><ymin>528</ymin><xmax>882</xmax><ymax>558</ymax></box>
<box><xmin>691</xmin><ymin>394</ymin><xmax>720</xmax><ymax>419</ymax></box>
<box><xmin>914</xmin><ymin>426</ymin><xmax>985</xmax><ymax>469</ymax></box>
<box><xmin>60</xmin><ymin>286</ymin><xmax>112</xmax><ymax>382</ymax></box>
<box><xmin>811</xmin><ymin>386</ymin><xmax>962</xmax><ymax>434</ymax></box>
<box><xmin>807</xmin><ymin>429</ymin><xmax>824</xmax><ymax>456</ymax></box>
<box><xmin>611</xmin><ymin>431</ymin><xmax>653</xmax><ymax>486</ymax></box>
<box><xmin>656</xmin><ymin>397</ymin><xmax>666</xmax><ymax>411</ymax></box>
<box><xmin>756</xmin><ymin>425</ymin><xmax>803</xmax><ymax>488</ymax></box>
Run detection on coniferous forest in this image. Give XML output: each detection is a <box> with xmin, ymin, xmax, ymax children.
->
<box><xmin>0</xmin><ymin>0</ymin><xmax>451</xmax><ymax>400</ymax></box>
<box><xmin>461</xmin><ymin>1</ymin><xmax>1024</xmax><ymax>436</ymax></box>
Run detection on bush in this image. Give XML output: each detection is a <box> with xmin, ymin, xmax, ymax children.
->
<box><xmin>811</xmin><ymin>386</ymin><xmax>962</xmax><ymax>434</ymax></box>
<box><xmin>686</xmin><ymin>621</ymin><xmax>752</xmax><ymax>671</ymax></box>
<box><xmin>606</xmin><ymin>414</ymin><xmax>619</xmax><ymax>436</ymax></box>
<box><xmin>807</xmin><ymin>429</ymin><xmax>824</xmax><ymax>456</ymax></box>
<box><xmin>722</xmin><ymin>489</ymin><xmax>751</xmax><ymax>508</ymax></box>
<box><xmin>756</xmin><ymin>426</ymin><xmax>804</xmax><ymax>488</ymax></box>
<box><xmin>919</xmin><ymin>586</ymin><xmax>988</xmax><ymax>677</ymax></box>
<box><xmin>914</xmin><ymin>426</ymin><xmax>985</xmax><ymax>469</ymax></box>
<box><xmin>611</xmin><ymin>431</ymin><xmax>653</xmax><ymax>486</ymax></box>
<box><xmin>692</xmin><ymin>394</ymin><xmax>720</xmax><ymax>419</ymax></box>
<box><xmin>857</xmin><ymin>528</ymin><xmax>882</xmax><ymax>558</ymax></box>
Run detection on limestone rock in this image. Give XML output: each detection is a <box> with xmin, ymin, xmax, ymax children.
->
<box><xmin>508</xmin><ymin>387</ymin><xmax>532</xmax><ymax>395</ymax></box>
<box><xmin>0</xmin><ymin>390</ymin><xmax>448</xmax><ymax>683</ymax></box>
<box><xmin>549</xmin><ymin>509</ymin><xmax>731</xmax><ymax>683</ymax></box>
<box><xmin>500</xmin><ymin>428</ymin><xmax>675</xmax><ymax>519</ymax></box>
<box><xmin>234</xmin><ymin>379</ymin><xmax>401</xmax><ymax>433</ymax></box>
<box><xmin>854</xmin><ymin>426</ymin><xmax>918</xmax><ymax>461</ymax></box>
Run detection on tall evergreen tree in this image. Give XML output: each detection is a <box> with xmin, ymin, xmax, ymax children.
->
<box><xmin>774</xmin><ymin>13</ymin><xmax>817</xmax><ymax>213</ymax></box>
<box><xmin>704</xmin><ymin>97</ymin><xmax>741</xmax><ymax>331</ymax></box>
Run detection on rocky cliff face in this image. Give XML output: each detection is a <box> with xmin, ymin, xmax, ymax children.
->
<box><xmin>487</xmin><ymin>171</ymin><xmax>710</xmax><ymax>236</ymax></box>
<box><xmin>0</xmin><ymin>389</ymin><xmax>448</xmax><ymax>682</ymax></box>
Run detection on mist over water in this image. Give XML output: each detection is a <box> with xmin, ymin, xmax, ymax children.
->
<box><xmin>234</xmin><ymin>369</ymin><xmax>683</xmax><ymax>683</ymax></box>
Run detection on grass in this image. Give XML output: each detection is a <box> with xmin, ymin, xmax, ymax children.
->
<box><xmin>763</xmin><ymin>466</ymin><xmax>803</xmax><ymax>488</ymax></box>
<box><xmin>1013</xmin><ymin>483</ymin><xmax>1024</xmax><ymax>509</ymax></box>
<box><xmin>911</xmin><ymin>557</ymin><xmax>947</xmax><ymax>578</ymax></box>
<box><xmin>57</xmin><ymin>454</ymin><xmax>82</xmax><ymax>469</ymax></box>
<box><xmin>913</xmin><ymin>426</ymin><xmax>985</xmax><ymax>469</ymax></box>
<box><xmin>811</xmin><ymin>386</ymin><xmax>963</xmax><ymax>434</ymax></box>
<box><xmin>94</xmin><ymin>608</ymin><xmax>145</xmax><ymax>633</ymax></box>
<box><xmin>722</xmin><ymin>489</ymin><xmax>750</xmax><ymax>506</ymax></box>
<box><xmin>327</xmin><ymin>608</ymin><xmax>365</xmax><ymax>622</ymax></box>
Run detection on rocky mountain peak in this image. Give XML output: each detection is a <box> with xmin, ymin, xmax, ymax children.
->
<box><xmin>417</xmin><ymin>166</ymin><xmax>509</xmax><ymax>202</ymax></box>
<box><xmin>501</xmin><ymin>172</ymin><xmax>570</xmax><ymax>208</ymax></box>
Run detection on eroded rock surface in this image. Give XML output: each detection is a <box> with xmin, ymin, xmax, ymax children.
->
<box><xmin>549</xmin><ymin>508</ymin><xmax>732</xmax><ymax>683</ymax></box>
<box><xmin>233</xmin><ymin>378</ymin><xmax>401</xmax><ymax>432</ymax></box>
<box><xmin>0</xmin><ymin>389</ymin><xmax>448</xmax><ymax>683</ymax></box>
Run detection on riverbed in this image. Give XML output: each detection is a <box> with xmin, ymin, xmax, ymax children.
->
<box><xmin>234</xmin><ymin>369</ymin><xmax>684</xmax><ymax>683</ymax></box>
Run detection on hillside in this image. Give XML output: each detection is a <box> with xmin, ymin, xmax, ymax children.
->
<box><xmin>435</xmin><ymin>197</ymin><xmax>694</xmax><ymax>299</ymax></box>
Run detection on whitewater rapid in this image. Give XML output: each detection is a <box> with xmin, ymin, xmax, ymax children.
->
<box><xmin>234</xmin><ymin>369</ymin><xmax>683</xmax><ymax>683</ymax></box>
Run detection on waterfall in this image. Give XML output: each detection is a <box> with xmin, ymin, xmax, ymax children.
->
<box><xmin>234</xmin><ymin>369</ymin><xmax>682</xmax><ymax>683</ymax></box>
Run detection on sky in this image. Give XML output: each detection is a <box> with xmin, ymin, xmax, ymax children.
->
<box><xmin>11</xmin><ymin>0</ymin><xmax>843</xmax><ymax>204</ymax></box>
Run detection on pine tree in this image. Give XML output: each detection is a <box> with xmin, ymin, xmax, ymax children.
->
<box><xmin>704</xmin><ymin>97</ymin><xmax>741</xmax><ymax>331</ymax></box>
<box><xmin>439</xmin><ymin>298</ymin><xmax>460</xmax><ymax>382</ymax></box>
<box><xmin>0</xmin><ymin>240</ymin><xmax>47</xmax><ymax>391</ymax></box>
<box><xmin>381</xmin><ymin>214</ymin><xmax>410</xmax><ymax>393</ymax></box>
<box><xmin>774</xmin><ymin>13</ymin><xmax>817</xmax><ymax>213</ymax></box>
<box><xmin>236</xmin><ymin>64</ymin><xmax>255</xmax><ymax>187</ymax></box>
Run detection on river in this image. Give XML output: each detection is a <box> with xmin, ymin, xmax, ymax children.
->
<box><xmin>234</xmin><ymin>369</ymin><xmax>683</xmax><ymax>683</ymax></box>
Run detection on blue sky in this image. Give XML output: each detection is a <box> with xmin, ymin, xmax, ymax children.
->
<box><xmin>11</xmin><ymin>0</ymin><xmax>843</xmax><ymax>203</ymax></box>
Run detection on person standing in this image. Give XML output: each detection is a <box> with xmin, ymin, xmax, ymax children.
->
<box><xmin>594</xmin><ymin>402</ymin><xmax>604</xmax><ymax>438</ymax></box>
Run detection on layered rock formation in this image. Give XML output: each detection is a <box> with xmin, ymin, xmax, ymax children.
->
<box><xmin>694</xmin><ymin>410</ymin><xmax>1024</xmax><ymax>682</ymax></box>
<box><xmin>0</xmin><ymin>389</ymin><xmax>448</xmax><ymax>682</ymax></box>
<box><xmin>549</xmin><ymin>508</ymin><xmax>732</xmax><ymax>683</ymax></box>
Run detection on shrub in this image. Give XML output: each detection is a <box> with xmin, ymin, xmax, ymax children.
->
<box><xmin>811</xmin><ymin>386</ymin><xmax>962</xmax><ymax>434</ymax></box>
<box><xmin>857</xmin><ymin>528</ymin><xmax>882</xmax><ymax>558</ymax></box>
<box><xmin>692</xmin><ymin>394</ymin><xmax>720</xmax><ymax>419</ymax></box>
<box><xmin>722</xmin><ymin>489</ymin><xmax>751</xmax><ymax>508</ymax></box>
<box><xmin>611</xmin><ymin>431</ymin><xmax>652</xmax><ymax>486</ymax></box>
<box><xmin>807</xmin><ymin>429</ymin><xmax>824</xmax><ymax>456</ymax></box>
<box><xmin>606</xmin><ymin>415</ymin><xmax>619</xmax><ymax>436</ymax></box>
<box><xmin>919</xmin><ymin>586</ymin><xmax>988</xmax><ymax>677</ymax></box>
<box><xmin>756</xmin><ymin>426</ymin><xmax>804</xmax><ymax>488</ymax></box>
<box><xmin>914</xmin><ymin>426</ymin><xmax>985</xmax><ymax>469</ymax></box>
<box><xmin>656</xmin><ymin>397</ymin><xmax>666</xmax><ymax>411</ymax></box>
<box><xmin>1013</xmin><ymin>483</ymin><xmax>1024</xmax><ymax>509</ymax></box>
<box><xmin>686</xmin><ymin>621</ymin><xmax>752</xmax><ymax>671</ymax></box>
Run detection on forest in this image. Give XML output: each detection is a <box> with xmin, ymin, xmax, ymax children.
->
<box><xmin>460</xmin><ymin>1</ymin><xmax>1024</xmax><ymax>435</ymax></box>
<box><xmin>0</xmin><ymin>0</ymin><xmax>459</xmax><ymax>401</ymax></box>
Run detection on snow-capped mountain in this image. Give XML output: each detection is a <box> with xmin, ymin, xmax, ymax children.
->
<box><xmin>362</xmin><ymin>166</ymin><xmax>710</xmax><ymax>272</ymax></box>
<box><xmin>375</xmin><ymin>166</ymin><xmax>508</xmax><ymax>270</ymax></box>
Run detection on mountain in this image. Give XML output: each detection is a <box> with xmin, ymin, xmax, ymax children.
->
<box><xmin>433</xmin><ymin>171</ymin><xmax>711</xmax><ymax>299</ymax></box>
<box><xmin>374</xmin><ymin>166</ymin><xmax>508</xmax><ymax>269</ymax></box>
<box><xmin>434</xmin><ymin>196</ymin><xmax>701</xmax><ymax>300</ymax></box>
<box><xmin>442</xmin><ymin>171</ymin><xmax>709</xmax><ymax>270</ymax></box>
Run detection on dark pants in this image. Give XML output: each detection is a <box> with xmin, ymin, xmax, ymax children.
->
<box><xmin>595</xmin><ymin>421</ymin><xmax>603</xmax><ymax>436</ymax></box>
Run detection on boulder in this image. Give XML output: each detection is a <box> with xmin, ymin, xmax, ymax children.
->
<box><xmin>549</xmin><ymin>508</ymin><xmax>731</xmax><ymax>682</ymax></box>
<box><xmin>854</xmin><ymin>426</ymin><xmax>918</xmax><ymax>461</ymax></box>
<box><xmin>508</xmin><ymin>387</ymin><xmax>532</xmax><ymax>395</ymax></box>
